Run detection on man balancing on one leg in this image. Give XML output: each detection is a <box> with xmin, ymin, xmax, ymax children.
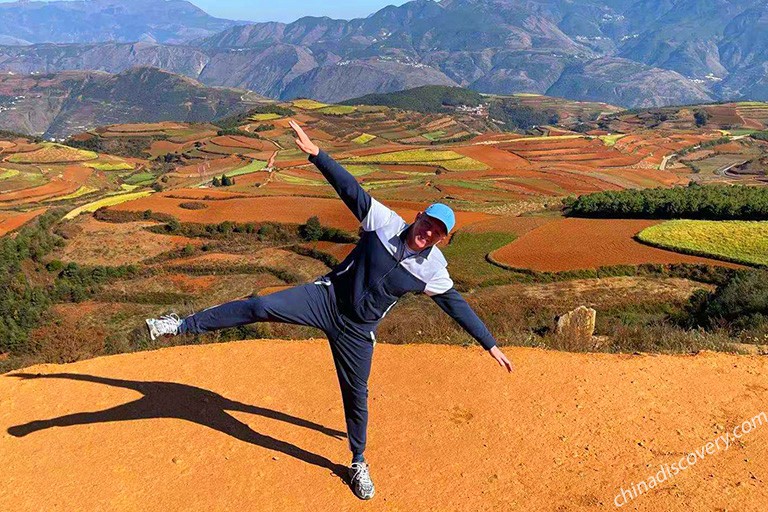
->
<box><xmin>145</xmin><ymin>119</ymin><xmax>514</xmax><ymax>500</ymax></box>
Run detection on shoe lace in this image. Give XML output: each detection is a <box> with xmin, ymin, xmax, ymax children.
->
<box><xmin>156</xmin><ymin>313</ymin><xmax>181</xmax><ymax>334</ymax></box>
<box><xmin>350</xmin><ymin>462</ymin><xmax>373</xmax><ymax>490</ymax></box>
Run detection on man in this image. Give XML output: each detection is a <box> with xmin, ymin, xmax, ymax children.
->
<box><xmin>146</xmin><ymin>119</ymin><xmax>514</xmax><ymax>500</ymax></box>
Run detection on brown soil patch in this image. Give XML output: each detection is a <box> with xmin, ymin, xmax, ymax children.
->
<box><xmin>52</xmin><ymin>216</ymin><xmax>202</xmax><ymax>266</ymax></box>
<box><xmin>163</xmin><ymin>248</ymin><xmax>329</xmax><ymax>282</ymax></box>
<box><xmin>304</xmin><ymin>241</ymin><xmax>355</xmax><ymax>261</ymax></box>
<box><xmin>2</xmin><ymin>341</ymin><xmax>767</xmax><ymax>511</ymax></box>
<box><xmin>492</xmin><ymin>218</ymin><xmax>744</xmax><ymax>271</ymax></box>
<box><xmin>0</xmin><ymin>208</ymin><xmax>47</xmax><ymax>237</ymax></box>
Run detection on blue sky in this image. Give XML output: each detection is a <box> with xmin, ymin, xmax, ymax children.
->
<box><xmin>0</xmin><ymin>0</ymin><xmax>415</xmax><ymax>22</ymax></box>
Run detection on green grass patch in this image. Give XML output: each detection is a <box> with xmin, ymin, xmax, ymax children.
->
<box><xmin>352</xmin><ymin>133</ymin><xmax>376</xmax><ymax>144</ymax></box>
<box><xmin>441</xmin><ymin>231</ymin><xmax>518</xmax><ymax>287</ymax></box>
<box><xmin>84</xmin><ymin>161</ymin><xmax>135</xmax><ymax>171</ymax></box>
<box><xmin>0</xmin><ymin>168</ymin><xmax>20</xmax><ymax>180</ymax></box>
<box><xmin>279</xmin><ymin>173</ymin><xmax>325</xmax><ymax>186</ymax></box>
<box><xmin>44</xmin><ymin>186</ymin><xmax>98</xmax><ymax>202</ymax></box>
<box><xmin>600</xmin><ymin>134</ymin><xmax>626</xmax><ymax>146</ymax></box>
<box><xmin>64</xmin><ymin>191</ymin><xmax>154</xmax><ymax>220</ymax></box>
<box><xmin>343</xmin><ymin>149</ymin><xmax>465</xmax><ymax>164</ymax></box>
<box><xmin>422</xmin><ymin>130</ymin><xmax>447</xmax><ymax>141</ymax></box>
<box><xmin>317</xmin><ymin>105</ymin><xmax>357</xmax><ymax>116</ymax></box>
<box><xmin>345</xmin><ymin>165</ymin><xmax>381</xmax><ymax>176</ymax></box>
<box><xmin>637</xmin><ymin>220</ymin><xmax>768</xmax><ymax>267</ymax></box>
<box><xmin>292</xmin><ymin>99</ymin><xmax>330</xmax><ymax>110</ymax></box>
<box><xmin>123</xmin><ymin>172</ymin><xmax>156</xmax><ymax>185</ymax></box>
<box><xmin>249</xmin><ymin>113</ymin><xmax>282</xmax><ymax>122</ymax></box>
<box><xmin>227</xmin><ymin>160</ymin><xmax>267</xmax><ymax>177</ymax></box>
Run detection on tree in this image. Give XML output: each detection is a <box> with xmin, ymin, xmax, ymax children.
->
<box><xmin>301</xmin><ymin>216</ymin><xmax>324</xmax><ymax>241</ymax></box>
<box><xmin>694</xmin><ymin>110</ymin><xmax>711</xmax><ymax>127</ymax></box>
<box><xmin>212</xmin><ymin>176</ymin><xmax>221</xmax><ymax>187</ymax></box>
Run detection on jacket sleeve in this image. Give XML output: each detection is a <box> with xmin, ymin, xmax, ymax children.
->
<box><xmin>426</xmin><ymin>269</ymin><xmax>497</xmax><ymax>351</ymax></box>
<box><xmin>308</xmin><ymin>149</ymin><xmax>396</xmax><ymax>231</ymax></box>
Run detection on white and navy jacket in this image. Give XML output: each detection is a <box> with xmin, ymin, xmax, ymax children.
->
<box><xmin>309</xmin><ymin>150</ymin><xmax>497</xmax><ymax>351</ymax></box>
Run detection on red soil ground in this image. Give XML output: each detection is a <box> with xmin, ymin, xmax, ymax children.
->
<box><xmin>110</xmin><ymin>194</ymin><xmax>492</xmax><ymax>231</ymax></box>
<box><xmin>0</xmin><ymin>166</ymin><xmax>91</xmax><ymax>205</ymax></box>
<box><xmin>0</xmin><ymin>207</ymin><xmax>47</xmax><ymax>236</ymax></box>
<box><xmin>453</xmin><ymin>145</ymin><xmax>532</xmax><ymax>169</ymax></box>
<box><xmin>2</xmin><ymin>341</ymin><xmax>766</xmax><ymax>511</ymax></box>
<box><xmin>491</xmin><ymin>218</ymin><xmax>743</xmax><ymax>272</ymax></box>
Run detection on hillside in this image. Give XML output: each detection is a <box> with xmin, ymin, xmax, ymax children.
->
<box><xmin>2</xmin><ymin>340</ymin><xmax>767</xmax><ymax>510</ymax></box>
<box><xmin>0</xmin><ymin>68</ymin><xmax>267</xmax><ymax>138</ymax></box>
<box><xmin>0</xmin><ymin>0</ymin><xmax>766</xmax><ymax>106</ymax></box>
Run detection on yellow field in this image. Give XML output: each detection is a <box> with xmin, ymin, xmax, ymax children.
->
<box><xmin>6</xmin><ymin>143</ymin><xmax>98</xmax><ymax>164</ymax></box>
<box><xmin>352</xmin><ymin>133</ymin><xmax>376</xmax><ymax>144</ymax></box>
<box><xmin>63</xmin><ymin>191</ymin><xmax>154</xmax><ymax>220</ymax></box>
<box><xmin>44</xmin><ymin>186</ymin><xmax>98</xmax><ymax>202</ymax></box>
<box><xmin>0</xmin><ymin>168</ymin><xmax>20</xmax><ymax>180</ymax></box>
<box><xmin>637</xmin><ymin>220</ymin><xmax>768</xmax><ymax>267</ymax></box>
<box><xmin>249</xmin><ymin>113</ymin><xmax>282</xmax><ymax>122</ymax></box>
<box><xmin>292</xmin><ymin>99</ymin><xmax>330</xmax><ymax>110</ymax></box>
<box><xmin>344</xmin><ymin>149</ymin><xmax>466</xmax><ymax>163</ymax></box>
<box><xmin>343</xmin><ymin>149</ymin><xmax>487</xmax><ymax>171</ymax></box>
<box><xmin>84</xmin><ymin>160</ymin><xmax>135</xmax><ymax>171</ymax></box>
<box><xmin>317</xmin><ymin>105</ymin><xmax>356</xmax><ymax>115</ymax></box>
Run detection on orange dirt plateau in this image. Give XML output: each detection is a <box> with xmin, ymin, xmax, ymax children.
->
<box><xmin>1</xmin><ymin>341</ymin><xmax>767</xmax><ymax>511</ymax></box>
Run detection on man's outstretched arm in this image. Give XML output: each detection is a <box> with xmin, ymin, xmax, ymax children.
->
<box><xmin>290</xmin><ymin>119</ymin><xmax>395</xmax><ymax>230</ymax></box>
<box><xmin>427</xmin><ymin>271</ymin><xmax>514</xmax><ymax>372</ymax></box>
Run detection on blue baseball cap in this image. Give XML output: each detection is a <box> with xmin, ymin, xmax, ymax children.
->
<box><xmin>424</xmin><ymin>203</ymin><xmax>455</xmax><ymax>233</ymax></box>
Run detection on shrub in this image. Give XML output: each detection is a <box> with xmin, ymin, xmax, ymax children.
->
<box><xmin>179</xmin><ymin>202</ymin><xmax>209</xmax><ymax>210</ymax></box>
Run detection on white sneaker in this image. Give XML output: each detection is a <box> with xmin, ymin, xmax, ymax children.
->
<box><xmin>145</xmin><ymin>313</ymin><xmax>183</xmax><ymax>340</ymax></box>
<box><xmin>349</xmin><ymin>462</ymin><xmax>375</xmax><ymax>500</ymax></box>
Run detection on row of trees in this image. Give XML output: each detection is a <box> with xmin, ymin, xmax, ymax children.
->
<box><xmin>565</xmin><ymin>184</ymin><xmax>768</xmax><ymax>220</ymax></box>
<box><xmin>212</xmin><ymin>174</ymin><xmax>236</xmax><ymax>187</ymax></box>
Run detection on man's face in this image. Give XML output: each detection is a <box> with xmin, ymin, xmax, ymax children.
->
<box><xmin>407</xmin><ymin>212</ymin><xmax>448</xmax><ymax>251</ymax></box>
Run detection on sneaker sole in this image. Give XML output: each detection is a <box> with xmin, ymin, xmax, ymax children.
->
<box><xmin>145</xmin><ymin>319</ymin><xmax>157</xmax><ymax>341</ymax></box>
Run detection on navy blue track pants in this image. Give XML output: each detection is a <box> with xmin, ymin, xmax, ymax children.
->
<box><xmin>178</xmin><ymin>282</ymin><xmax>374</xmax><ymax>460</ymax></box>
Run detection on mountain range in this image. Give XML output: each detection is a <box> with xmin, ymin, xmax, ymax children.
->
<box><xmin>0</xmin><ymin>0</ymin><xmax>765</xmax><ymax>107</ymax></box>
<box><xmin>0</xmin><ymin>67</ymin><xmax>265</xmax><ymax>138</ymax></box>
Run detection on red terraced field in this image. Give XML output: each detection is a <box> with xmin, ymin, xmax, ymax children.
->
<box><xmin>453</xmin><ymin>145</ymin><xmax>532</xmax><ymax>169</ymax></box>
<box><xmin>491</xmin><ymin>218</ymin><xmax>743</xmax><ymax>272</ymax></box>
<box><xmin>109</xmin><ymin>193</ymin><xmax>492</xmax><ymax>231</ymax></box>
<box><xmin>0</xmin><ymin>166</ymin><xmax>92</xmax><ymax>204</ymax></box>
<box><xmin>172</xmin><ymin>156</ymin><xmax>245</xmax><ymax>177</ymax></box>
<box><xmin>0</xmin><ymin>207</ymin><xmax>47</xmax><ymax>236</ymax></box>
<box><xmin>209</xmin><ymin>136</ymin><xmax>276</xmax><ymax>151</ymax></box>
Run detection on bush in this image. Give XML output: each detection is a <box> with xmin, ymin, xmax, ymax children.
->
<box><xmin>179</xmin><ymin>202</ymin><xmax>209</xmax><ymax>210</ymax></box>
<box><xmin>687</xmin><ymin>270</ymin><xmax>768</xmax><ymax>332</ymax></box>
<box><xmin>300</xmin><ymin>216</ymin><xmax>324</xmax><ymax>241</ymax></box>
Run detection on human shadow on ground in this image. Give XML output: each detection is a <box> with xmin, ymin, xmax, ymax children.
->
<box><xmin>6</xmin><ymin>372</ymin><xmax>350</xmax><ymax>483</ymax></box>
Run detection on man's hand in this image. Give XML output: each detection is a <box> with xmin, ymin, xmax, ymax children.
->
<box><xmin>289</xmin><ymin>119</ymin><xmax>320</xmax><ymax>156</ymax></box>
<box><xmin>489</xmin><ymin>346</ymin><xmax>514</xmax><ymax>372</ymax></box>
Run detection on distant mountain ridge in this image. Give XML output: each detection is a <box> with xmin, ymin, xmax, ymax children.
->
<box><xmin>0</xmin><ymin>0</ymin><xmax>765</xmax><ymax>107</ymax></box>
<box><xmin>0</xmin><ymin>67</ymin><xmax>266</xmax><ymax>138</ymax></box>
<box><xmin>0</xmin><ymin>0</ymin><xmax>240</xmax><ymax>44</ymax></box>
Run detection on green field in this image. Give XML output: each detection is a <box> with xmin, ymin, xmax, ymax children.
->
<box><xmin>317</xmin><ymin>105</ymin><xmax>356</xmax><ymax>116</ymax></box>
<box><xmin>249</xmin><ymin>113</ymin><xmax>282</xmax><ymax>122</ymax></box>
<box><xmin>352</xmin><ymin>133</ymin><xmax>376</xmax><ymax>144</ymax></box>
<box><xmin>84</xmin><ymin>161</ymin><xmax>135</xmax><ymax>171</ymax></box>
<box><xmin>0</xmin><ymin>168</ymin><xmax>20</xmax><ymax>180</ymax></box>
<box><xmin>227</xmin><ymin>160</ymin><xmax>267</xmax><ymax>177</ymax></box>
<box><xmin>123</xmin><ymin>172</ymin><xmax>156</xmax><ymax>185</ymax></box>
<box><xmin>44</xmin><ymin>186</ymin><xmax>98</xmax><ymax>202</ymax></box>
<box><xmin>441</xmin><ymin>231</ymin><xmax>518</xmax><ymax>287</ymax></box>
<box><xmin>422</xmin><ymin>130</ymin><xmax>447</xmax><ymax>141</ymax></box>
<box><xmin>292</xmin><ymin>99</ymin><xmax>329</xmax><ymax>110</ymax></box>
<box><xmin>637</xmin><ymin>220</ymin><xmax>768</xmax><ymax>267</ymax></box>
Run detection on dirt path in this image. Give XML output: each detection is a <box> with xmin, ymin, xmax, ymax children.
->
<box><xmin>2</xmin><ymin>341</ymin><xmax>767</xmax><ymax>511</ymax></box>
